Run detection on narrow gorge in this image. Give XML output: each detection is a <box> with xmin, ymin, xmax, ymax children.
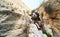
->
<box><xmin>0</xmin><ymin>0</ymin><xmax>60</xmax><ymax>37</ymax></box>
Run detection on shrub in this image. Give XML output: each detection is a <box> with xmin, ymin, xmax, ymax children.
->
<box><xmin>42</xmin><ymin>2</ymin><xmax>53</xmax><ymax>14</ymax></box>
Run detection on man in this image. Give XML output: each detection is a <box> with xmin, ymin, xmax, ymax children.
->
<box><xmin>30</xmin><ymin>11</ymin><xmax>41</xmax><ymax>30</ymax></box>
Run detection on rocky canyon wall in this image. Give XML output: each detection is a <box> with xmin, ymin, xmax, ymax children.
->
<box><xmin>37</xmin><ymin>0</ymin><xmax>60</xmax><ymax>37</ymax></box>
<box><xmin>0</xmin><ymin>0</ymin><xmax>31</xmax><ymax>37</ymax></box>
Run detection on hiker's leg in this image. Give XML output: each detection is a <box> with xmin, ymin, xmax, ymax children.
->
<box><xmin>35</xmin><ymin>23</ymin><xmax>40</xmax><ymax>29</ymax></box>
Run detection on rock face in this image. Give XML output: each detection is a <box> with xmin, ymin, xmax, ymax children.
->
<box><xmin>37</xmin><ymin>0</ymin><xmax>60</xmax><ymax>37</ymax></box>
<box><xmin>0</xmin><ymin>0</ymin><xmax>31</xmax><ymax>13</ymax></box>
<box><xmin>0</xmin><ymin>0</ymin><xmax>31</xmax><ymax>37</ymax></box>
<box><xmin>0</xmin><ymin>10</ymin><xmax>27</xmax><ymax>37</ymax></box>
<box><xmin>27</xmin><ymin>23</ymin><xmax>47</xmax><ymax>37</ymax></box>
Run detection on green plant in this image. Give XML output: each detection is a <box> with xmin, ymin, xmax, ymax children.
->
<box><xmin>26</xmin><ymin>10</ymin><xmax>30</xmax><ymax>15</ymax></box>
<box><xmin>42</xmin><ymin>2</ymin><xmax>54</xmax><ymax>14</ymax></box>
<box><xmin>42</xmin><ymin>29</ymin><xmax>52</xmax><ymax>37</ymax></box>
<box><xmin>45</xmin><ymin>4</ymin><xmax>53</xmax><ymax>14</ymax></box>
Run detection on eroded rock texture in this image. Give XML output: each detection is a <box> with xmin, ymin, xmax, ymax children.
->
<box><xmin>37</xmin><ymin>0</ymin><xmax>60</xmax><ymax>37</ymax></box>
<box><xmin>0</xmin><ymin>0</ymin><xmax>30</xmax><ymax>37</ymax></box>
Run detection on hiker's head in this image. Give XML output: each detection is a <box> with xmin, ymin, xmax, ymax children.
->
<box><xmin>31</xmin><ymin>12</ymin><xmax>39</xmax><ymax>17</ymax></box>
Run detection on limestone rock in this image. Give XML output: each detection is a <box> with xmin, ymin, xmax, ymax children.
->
<box><xmin>37</xmin><ymin>0</ymin><xmax>60</xmax><ymax>37</ymax></box>
<box><xmin>0</xmin><ymin>0</ymin><xmax>30</xmax><ymax>37</ymax></box>
<box><xmin>27</xmin><ymin>23</ymin><xmax>47</xmax><ymax>37</ymax></box>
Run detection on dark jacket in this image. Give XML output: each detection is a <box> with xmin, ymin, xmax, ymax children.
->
<box><xmin>31</xmin><ymin>12</ymin><xmax>40</xmax><ymax>21</ymax></box>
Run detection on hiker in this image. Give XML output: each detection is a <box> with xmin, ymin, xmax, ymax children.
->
<box><xmin>30</xmin><ymin>11</ymin><xmax>41</xmax><ymax>30</ymax></box>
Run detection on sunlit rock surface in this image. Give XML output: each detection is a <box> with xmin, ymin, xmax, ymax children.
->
<box><xmin>27</xmin><ymin>23</ymin><xmax>47</xmax><ymax>37</ymax></box>
<box><xmin>0</xmin><ymin>0</ymin><xmax>30</xmax><ymax>37</ymax></box>
<box><xmin>0</xmin><ymin>10</ymin><xmax>27</xmax><ymax>37</ymax></box>
<box><xmin>37</xmin><ymin>0</ymin><xmax>60</xmax><ymax>37</ymax></box>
